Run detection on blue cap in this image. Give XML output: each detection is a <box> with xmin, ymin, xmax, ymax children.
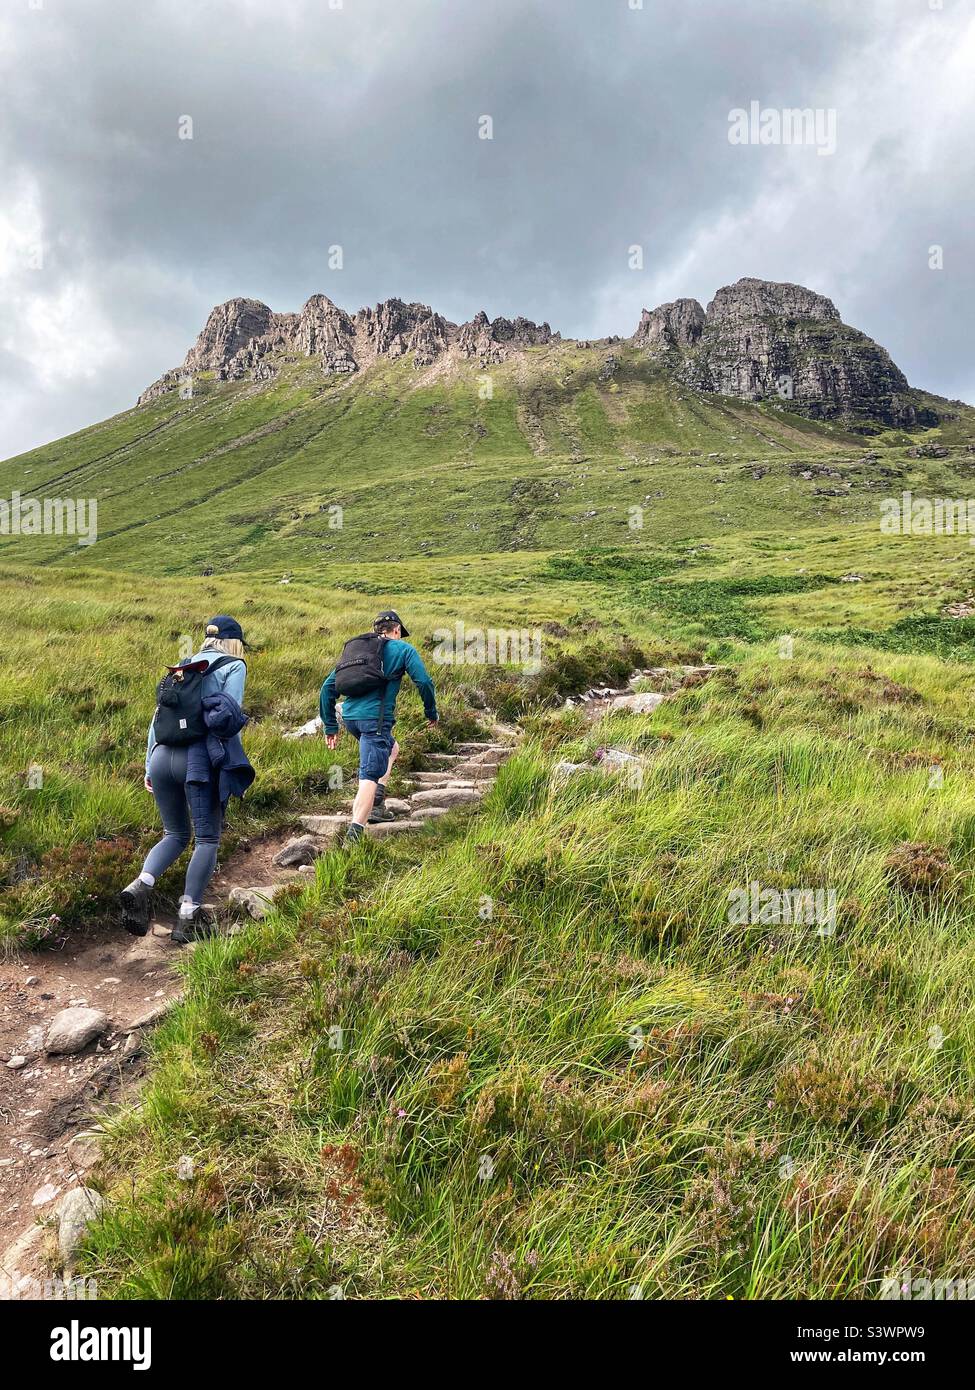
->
<box><xmin>207</xmin><ymin>614</ymin><xmax>245</xmax><ymax>643</ymax></box>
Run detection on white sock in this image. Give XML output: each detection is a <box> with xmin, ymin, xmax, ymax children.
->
<box><xmin>178</xmin><ymin>900</ymin><xmax>197</xmax><ymax>919</ymax></box>
<box><xmin>139</xmin><ymin>872</ymin><xmax>155</xmax><ymax>887</ymax></box>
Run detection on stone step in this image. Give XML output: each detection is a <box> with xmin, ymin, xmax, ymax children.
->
<box><xmin>410</xmin><ymin>806</ymin><xmax>450</xmax><ymax>820</ymax></box>
<box><xmin>410</xmin><ymin>771</ymin><xmax>460</xmax><ymax>785</ymax></box>
<box><xmin>427</xmin><ymin>752</ymin><xmax>465</xmax><ymax>764</ymax></box>
<box><xmin>365</xmin><ymin>819</ymin><xmax>429</xmax><ymax>839</ymax></box>
<box><xmin>450</xmin><ymin>764</ymin><xmax>498</xmax><ymax>781</ymax></box>
<box><xmin>410</xmin><ymin>787</ymin><xmax>482</xmax><ymax>808</ymax></box>
<box><xmin>454</xmin><ymin>742</ymin><xmax>511</xmax><ymax>755</ymax></box>
<box><xmin>300</xmin><ymin>814</ymin><xmax>348</xmax><ymax>836</ymax></box>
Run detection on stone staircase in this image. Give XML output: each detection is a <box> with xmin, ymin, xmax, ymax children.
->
<box><xmin>229</xmin><ymin>737</ymin><xmax>514</xmax><ymax>919</ymax></box>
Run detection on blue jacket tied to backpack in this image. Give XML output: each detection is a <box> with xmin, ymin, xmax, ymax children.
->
<box><xmin>184</xmin><ymin>691</ymin><xmax>255</xmax><ymax>836</ymax></box>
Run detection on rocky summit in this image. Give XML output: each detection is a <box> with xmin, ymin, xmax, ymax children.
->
<box><xmin>138</xmin><ymin>278</ymin><xmax>938</xmax><ymax>428</ymax></box>
<box><xmin>635</xmin><ymin>278</ymin><xmax>934</xmax><ymax>429</ymax></box>
<box><xmin>139</xmin><ymin>295</ymin><xmax>559</xmax><ymax>403</ymax></box>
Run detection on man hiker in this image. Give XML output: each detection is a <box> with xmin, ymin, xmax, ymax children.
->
<box><xmin>320</xmin><ymin>610</ymin><xmax>438</xmax><ymax>844</ymax></box>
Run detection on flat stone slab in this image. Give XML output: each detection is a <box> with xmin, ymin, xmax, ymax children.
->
<box><xmin>450</xmin><ymin>764</ymin><xmax>498</xmax><ymax>780</ymax></box>
<box><xmin>299</xmin><ymin>814</ymin><xmax>348</xmax><ymax>836</ymax></box>
<box><xmin>410</xmin><ymin>806</ymin><xmax>450</xmax><ymax>820</ymax></box>
<box><xmin>608</xmin><ymin>692</ymin><xmax>666</xmax><ymax>714</ymax></box>
<box><xmin>427</xmin><ymin>753</ymin><xmax>465</xmax><ymax>763</ymax></box>
<box><xmin>365</xmin><ymin>819</ymin><xmax>427</xmax><ymax>838</ymax></box>
<box><xmin>410</xmin><ymin>787</ymin><xmax>482</xmax><ymax>808</ymax></box>
<box><xmin>455</xmin><ymin>742</ymin><xmax>511</xmax><ymax>755</ymax></box>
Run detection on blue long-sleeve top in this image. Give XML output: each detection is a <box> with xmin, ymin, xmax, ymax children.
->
<box><xmin>319</xmin><ymin>637</ymin><xmax>438</xmax><ymax>734</ymax></box>
<box><xmin>146</xmin><ymin>649</ymin><xmax>247</xmax><ymax>774</ymax></box>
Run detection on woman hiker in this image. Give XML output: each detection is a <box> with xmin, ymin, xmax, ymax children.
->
<box><xmin>119</xmin><ymin>615</ymin><xmax>254</xmax><ymax>944</ymax></box>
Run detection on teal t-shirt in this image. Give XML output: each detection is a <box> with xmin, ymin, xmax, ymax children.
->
<box><xmin>319</xmin><ymin>637</ymin><xmax>438</xmax><ymax>732</ymax></box>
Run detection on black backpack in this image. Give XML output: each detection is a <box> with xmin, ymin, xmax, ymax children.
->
<box><xmin>334</xmin><ymin>632</ymin><xmax>388</xmax><ymax>698</ymax></box>
<box><xmin>153</xmin><ymin>655</ymin><xmax>239</xmax><ymax>747</ymax></box>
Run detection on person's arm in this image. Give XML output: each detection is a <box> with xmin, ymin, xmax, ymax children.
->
<box><xmin>146</xmin><ymin>722</ymin><xmax>157</xmax><ymax>781</ymax></box>
<box><xmin>404</xmin><ymin>646</ymin><xmax>438</xmax><ymax>722</ymax></box>
<box><xmin>320</xmin><ymin>669</ymin><xmax>339</xmax><ymax>734</ymax></box>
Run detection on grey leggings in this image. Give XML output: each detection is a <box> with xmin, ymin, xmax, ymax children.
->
<box><xmin>143</xmin><ymin>744</ymin><xmax>221</xmax><ymax>904</ymax></box>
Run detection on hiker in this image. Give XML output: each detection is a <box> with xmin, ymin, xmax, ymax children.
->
<box><xmin>120</xmin><ymin>616</ymin><xmax>255</xmax><ymax>944</ymax></box>
<box><xmin>320</xmin><ymin>609</ymin><xmax>438</xmax><ymax>843</ymax></box>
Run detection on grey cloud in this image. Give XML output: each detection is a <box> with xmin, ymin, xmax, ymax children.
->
<box><xmin>1</xmin><ymin>0</ymin><xmax>971</xmax><ymax>457</ymax></box>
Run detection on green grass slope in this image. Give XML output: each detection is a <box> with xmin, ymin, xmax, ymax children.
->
<box><xmin>2</xmin><ymin>345</ymin><xmax>972</xmax><ymax>574</ymax></box>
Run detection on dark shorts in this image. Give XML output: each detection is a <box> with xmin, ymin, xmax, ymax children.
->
<box><xmin>343</xmin><ymin>717</ymin><xmax>395</xmax><ymax>782</ymax></box>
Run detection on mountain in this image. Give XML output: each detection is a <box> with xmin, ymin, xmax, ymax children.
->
<box><xmin>139</xmin><ymin>278</ymin><xmax>939</xmax><ymax>429</ymax></box>
<box><xmin>1</xmin><ymin>279</ymin><xmax>971</xmax><ymax>576</ymax></box>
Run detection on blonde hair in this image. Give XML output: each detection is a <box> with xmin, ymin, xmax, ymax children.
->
<box><xmin>202</xmin><ymin>625</ymin><xmax>245</xmax><ymax>660</ymax></box>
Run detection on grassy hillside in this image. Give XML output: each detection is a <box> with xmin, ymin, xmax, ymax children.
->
<box><xmin>83</xmin><ymin>641</ymin><xmax>975</xmax><ymax>1299</ymax></box>
<box><xmin>2</xmin><ymin>345</ymin><xmax>973</xmax><ymax>574</ymax></box>
<box><xmin>3</xmin><ymin>343</ymin><xmax>975</xmax><ymax>1299</ymax></box>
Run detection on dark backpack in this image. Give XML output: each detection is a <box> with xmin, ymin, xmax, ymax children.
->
<box><xmin>153</xmin><ymin>654</ymin><xmax>240</xmax><ymax>747</ymax></box>
<box><xmin>333</xmin><ymin>632</ymin><xmax>388</xmax><ymax>698</ymax></box>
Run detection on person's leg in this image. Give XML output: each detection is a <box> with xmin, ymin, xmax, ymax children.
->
<box><xmin>351</xmin><ymin>777</ymin><xmax>379</xmax><ymax>827</ymax></box>
<box><xmin>379</xmin><ymin>737</ymin><xmax>399</xmax><ymax>787</ymax></box>
<box><xmin>180</xmin><ymin>776</ymin><xmax>222</xmax><ymax>910</ymax></box>
<box><xmin>121</xmin><ymin>746</ymin><xmax>192</xmax><ymax>934</ymax></box>
<box><xmin>368</xmin><ymin>733</ymin><xmax>399</xmax><ymax>822</ymax></box>
<box><xmin>346</xmin><ymin>721</ymin><xmax>391</xmax><ymax>842</ymax></box>
<box><xmin>141</xmin><ymin>746</ymin><xmax>193</xmax><ymax>878</ymax></box>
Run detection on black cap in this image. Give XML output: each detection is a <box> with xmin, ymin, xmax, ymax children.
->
<box><xmin>375</xmin><ymin>609</ymin><xmax>409</xmax><ymax>637</ymax></box>
<box><xmin>207</xmin><ymin>614</ymin><xmax>246</xmax><ymax>643</ymax></box>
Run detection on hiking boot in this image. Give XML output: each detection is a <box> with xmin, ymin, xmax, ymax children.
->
<box><xmin>172</xmin><ymin>906</ymin><xmax>218</xmax><ymax>945</ymax></box>
<box><xmin>368</xmin><ymin>803</ymin><xmax>396</xmax><ymax>824</ymax></box>
<box><xmin>343</xmin><ymin>822</ymin><xmax>365</xmax><ymax>847</ymax></box>
<box><xmin>119</xmin><ymin>879</ymin><xmax>152</xmax><ymax>936</ymax></box>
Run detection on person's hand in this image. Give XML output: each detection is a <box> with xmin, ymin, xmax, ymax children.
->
<box><xmin>325</xmin><ymin>733</ymin><xmax>339</xmax><ymax>750</ymax></box>
<box><xmin>144</xmin><ymin>776</ymin><xmax>153</xmax><ymax>792</ymax></box>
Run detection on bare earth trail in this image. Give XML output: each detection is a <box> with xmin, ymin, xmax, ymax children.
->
<box><xmin>0</xmin><ymin>728</ymin><xmax>518</xmax><ymax>1296</ymax></box>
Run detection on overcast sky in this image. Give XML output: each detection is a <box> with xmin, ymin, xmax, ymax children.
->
<box><xmin>1</xmin><ymin>0</ymin><xmax>972</xmax><ymax>458</ymax></box>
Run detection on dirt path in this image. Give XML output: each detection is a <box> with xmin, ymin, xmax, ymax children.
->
<box><xmin>0</xmin><ymin>730</ymin><xmax>517</xmax><ymax>1297</ymax></box>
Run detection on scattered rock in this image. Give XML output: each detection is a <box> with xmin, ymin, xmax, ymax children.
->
<box><xmin>6</xmin><ymin>1055</ymin><xmax>27</xmax><ymax>1070</ymax></box>
<box><xmin>283</xmin><ymin>715</ymin><xmax>323</xmax><ymax>740</ymax></box>
<box><xmin>124</xmin><ymin>997</ymin><xmax>181</xmax><ymax>1031</ymax></box>
<box><xmin>272</xmin><ymin>835</ymin><xmax>322</xmax><ymax>868</ymax></box>
<box><xmin>65</xmin><ymin>1132</ymin><xmax>103</xmax><ymax>1172</ymax></box>
<box><xmin>45</xmin><ymin>1007</ymin><xmax>109</xmax><ymax>1056</ymax></box>
<box><xmin>56</xmin><ymin>1187</ymin><xmax>105</xmax><ymax>1265</ymax></box>
<box><xmin>31</xmin><ymin>1182</ymin><xmax>61</xmax><ymax>1207</ymax></box>
<box><xmin>229</xmin><ymin>885</ymin><xmax>289</xmax><ymax>919</ymax></box>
